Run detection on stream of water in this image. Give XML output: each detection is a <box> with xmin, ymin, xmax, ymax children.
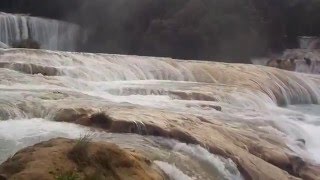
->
<box><xmin>0</xmin><ymin>48</ymin><xmax>319</xmax><ymax>179</ymax></box>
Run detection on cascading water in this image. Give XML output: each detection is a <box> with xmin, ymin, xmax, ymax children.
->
<box><xmin>0</xmin><ymin>12</ymin><xmax>80</xmax><ymax>51</ymax></box>
<box><xmin>0</xmin><ymin>119</ymin><xmax>243</xmax><ymax>180</ymax></box>
<box><xmin>253</xmin><ymin>49</ymin><xmax>320</xmax><ymax>74</ymax></box>
<box><xmin>0</xmin><ymin>48</ymin><xmax>319</xmax><ymax>179</ymax></box>
<box><xmin>282</xmin><ymin>49</ymin><xmax>320</xmax><ymax>74</ymax></box>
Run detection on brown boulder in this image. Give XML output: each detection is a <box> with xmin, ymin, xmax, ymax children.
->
<box><xmin>0</xmin><ymin>138</ymin><xmax>165</xmax><ymax>180</ymax></box>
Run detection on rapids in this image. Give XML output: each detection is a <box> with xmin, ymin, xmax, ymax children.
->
<box><xmin>252</xmin><ymin>49</ymin><xmax>320</xmax><ymax>74</ymax></box>
<box><xmin>0</xmin><ymin>119</ymin><xmax>243</xmax><ymax>180</ymax></box>
<box><xmin>282</xmin><ymin>49</ymin><xmax>320</xmax><ymax>74</ymax></box>
<box><xmin>0</xmin><ymin>12</ymin><xmax>80</xmax><ymax>51</ymax></box>
<box><xmin>0</xmin><ymin>48</ymin><xmax>319</xmax><ymax>179</ymax></box>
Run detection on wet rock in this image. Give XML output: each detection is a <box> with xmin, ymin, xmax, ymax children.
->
<box><xmin>106</xmin><ymin>107</ymin><xmax>310</xmax><ymax>180</ymax></box>
<box><xmin>53</xmin><ymin>108</ymin><xmax>94</xmax><ymax>122</ymax></box>
<box><xmin>290</xmin><ymin>156</ymin><xmax>320</xmax><ymax>180</ymax></box>
<box><xmin>170</xmin><ymin>91</ymin><xmax>217</xmax><ymax>101</ymax></box>
<box><xmin>2</xmin><ymin>48</ymin><xmax>319</xmax><ymax>180</ymax></box>
<box><xmin>304</xmin><ymin>57</ymin><xmax>312</xmax><ymax>66</ymax></box>
<box><xmin>186</xmin><ymin>104</ymin><xmax>222</xmax><ymax>111</ymax></box>
<box><xmin>267</xmin><ymin>58</ymin><xmax>296</xmax><ymax>71</ymax></box>
<box><xmin>169</xmin><ymin>129</ymin><xmax>199</xmax><ymax>144</ymax></box>
<box><xmin>12</xmin><ymin>39</ymin><xmax>40</xmax><ymax>49</ymax></box>
<box><xmin>0</xmin><ymin>174</ymin><xmax>7</xmax><ymax>180</ymax></box>
<box><xmin>200</xmin><ymin>104</ymin><xmax>222</xmax><ymax>111</ymax></box>
<box><xmin>89</xmin><ymin>112</ymin><xmax>113</xmax><ymax>129</ymax></box>
<box><xmin>57</xmin><ymin>105</ymin><xmax>312</xmax><ymax>179</ymax></box>
<box><xmin>299</xmin><ymin>164</ymin><xmax>320</xmax><ymax>180</ymax></box>
<box><xmin>267</xmin><ymin>59</ymin><xmax>281</xmax><ymax>68</ymax></box>
<box><xmin>0</xmin><ymin>62</ymin><xmax>59</xmax><ymax>76</ymax></box>
<box><xmin>0</xmin><ymin>138</ymin><xmax>166</xmax><ymax>180</ymax></box>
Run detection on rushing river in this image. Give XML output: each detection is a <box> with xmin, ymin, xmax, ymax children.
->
<box><xmin>0</xmin><ymin>48</ymin><xmax>319</xmax><ymax>179</ymax></box>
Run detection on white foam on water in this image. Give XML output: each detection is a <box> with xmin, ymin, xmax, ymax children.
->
<box><xmin>283</xmin><ymin>105</ymin><xmax>320</xmax><ymax>164</ymax></box>
<box><xmin>0</xmin><ymin>119</ymin><xmax>239</xmax><ymax>180</ymax></box>
<box><xmin>154</xmin><ymin>161</ymin><xmax>194</xmax><ymax>180</ymax></box>
<box><xmin>153</xmin><ymin>138</ymin><xmax>243</xmax><ymax>180</ymax></box>
<box><xmin>172</xmin><ymin>143</ymin><xmax>243</xmax><ymax>180</ymax></box>
<box><xmin>245</xmin><ymin>105</ymin><xmax>320</xmax><ymax>164</ymax></box>
<box><xmin>295</xmin><ymin>121</ymin><xmax>320</xmax><ymax>163</ymax></box>
<box><xmin>0</xmin><ymin>118</ymin><xmax>89</xmax><ymax>140</ymax></box>
<box><xmin>0</xmin><ymin>118</ymin><xmax>91</xmax><ymax>162</ymax></box>
<box><xmin>0</xmin><ymin>49</ymin><xmax>320</xmax><ymax>176</ymax></box>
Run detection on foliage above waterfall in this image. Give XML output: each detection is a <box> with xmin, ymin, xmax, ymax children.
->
<box><xmin>1</xmin><ymin>0</ymin><xmax>320</xmax><ymax>61</ymax></box>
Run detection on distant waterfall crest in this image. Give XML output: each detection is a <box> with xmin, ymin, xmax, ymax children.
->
<box><xmin>0</xmin><ymin>12</ymin><xmax>80</xmax><ymax>51</ymax></box>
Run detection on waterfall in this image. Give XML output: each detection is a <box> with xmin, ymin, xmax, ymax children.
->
<box><xmin>282</xmin><ymin>49</ymin><xmax>320</xmax><ymax>74</ymax></box>
<box><xmin>0</xmin><ymin>12</ymin><xmax>80</xmax><ymax>51</ymax></box>
<box><xmin>0</xmin><ymin>48</ymin><xmax>319</xmax><ymax>179</ymax></box>
<box><xmin>254</xmin><ymin>49</ymin><xmax>320</xmax><ymax>74</ymax></box>
<box><xmin>0</xmin><ymin>119</ymin><xmax>244</xmax><ymax>179</ymax></box>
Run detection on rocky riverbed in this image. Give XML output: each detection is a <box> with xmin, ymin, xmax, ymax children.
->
<box><xmin>0</xmin><ymin>48</ymin><xmax>319</xmax><ymax>180</ymax></box>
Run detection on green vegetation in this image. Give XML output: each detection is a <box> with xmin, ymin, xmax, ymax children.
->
<box><xmin>68</xmin><ymin>134</ymin><xmax>91</xmax><ymax>167</ymax></box>
<box><xmin>55</xmin><ymin>171</ymin><xmax>80</xmax><ymax>180</ymax></box>
<box><xmin>72</xmin><ymin>0</ymin><xmax>320</xmax><ymax>61</ymax></box>
<box><xmin>2</xmin><ymin>0</ymin><xmax>320</xmax><ymax>61</ymax></box>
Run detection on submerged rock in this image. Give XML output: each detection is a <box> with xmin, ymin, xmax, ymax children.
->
<box><xmin>0</xmin><ymin>138</ymin><xmax>166</xmax><ymax>180</ymax></box>
<box><xmin>266</xmin><ymin>49</ymin><xmax>320</xmax><ymax>74</ymax></box>
<box><xmin>0</xmin><ymin>62</ymin><xmax>58</xmax><ymax>76</ymax></box>
<box><xmin>266</xmin><ymin>58</ymin><xmax>296</xmax><ymax>71</ymax></box>
<box><xmin>56</xmin><ymin>106</ymin><xmax>320</xmax><ymax>180</ymax></box>
<box><xmin>12</xmin><ymin>39</ymin><xmax>40</xmax><ymax>49</ymax></box>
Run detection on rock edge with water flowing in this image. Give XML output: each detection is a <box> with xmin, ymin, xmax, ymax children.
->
<box><xmin>0</xmin><ymin>48</ymin><xmax>320</xmax><ymax>180</ymax></box>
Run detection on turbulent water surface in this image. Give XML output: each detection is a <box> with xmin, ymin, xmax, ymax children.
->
<box><xmin>0</xmin><ymin>48</ymin><xmax>319</xmax><ymax>179</ymax></box>
<box><xmin>252</xmin><ymin>49</ymin><xmax>320</xmax><ymax>74</ymax></box>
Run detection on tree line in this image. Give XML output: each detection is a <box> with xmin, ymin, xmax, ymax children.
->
<box><xmin>1</xmin><ymin>0</ymin><xmax>320</xmax><ymax>63</ymax></box>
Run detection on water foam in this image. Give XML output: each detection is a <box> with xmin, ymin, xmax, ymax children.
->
<box><xmin>0</xmin><ymin>48</ymin><xmax>320</xmax><ymax>177</ymax></box>
<box><xmin>0</xmin><ymin>118</ymin><xmax>90</xmax><ymax>162</ymax></box>
<box><xmin>154</xmin><ymin>161</ymin><xmax>194</xmax><ymax>180</ymax></box>
<box><xmin>154</xmin><ymin>138</ymin><xmax>244</xmax><ymax>180</ymax></box>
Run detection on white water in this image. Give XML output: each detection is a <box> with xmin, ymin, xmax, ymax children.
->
<box><xmin>154</xmin><ymin>161</ymin><xmax>194</xmax><ymax>180</ymax></box>
<box><xmin>253</xmin><ymin>49</ymin><xmax>320</xmax><ymax>74</ymax></box>
<box><xmin>153</xmin><ymin>138</ymin><xmax>243</xmax><ymax>180</ymax></box>
<box><xmin>0</xmin><ymin>118</ymin><xmax>89</xmax><ymax>160</ymax></box>
<box><xmin>0</xmin><ymin>118</ymin><xmax>243</xmax><ymax>180</ymax></box>
<box><xmin>285</xmin><ymin>105</ymin><xmax>320</xmax><ymax>163</ymax></box>
<box><xmin>283</xmin><ymin>49</ymin><xmax>320</xmax><ymax>74</ymax></box>
<box><xmin>0</xmin><ymin>12</ymin><xmax>80</xmax><ymax>51</ymax></box>
<box><xmin>0</xmin><ymin>48</ymin><xmax>319</xmax><ymax>178</ymax></box>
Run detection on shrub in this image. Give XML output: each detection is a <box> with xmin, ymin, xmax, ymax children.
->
<box><xmin>68</xmin><ymin>134</ymin><xmax>91</xmax><ymax>167</ymax></box>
